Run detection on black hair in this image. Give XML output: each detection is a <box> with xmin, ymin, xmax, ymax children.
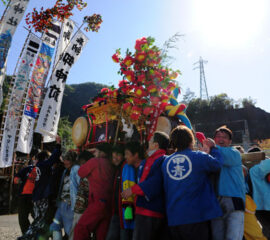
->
<box><xmin>214</xmin><ymin>125</ymin><xmax>233</xmax><ymax>140</ymax></box>
<box><xmin>96</xmin><ymin>142</ymin><xmax>112</xmax><ymax>158</ymax></box>
<box><xmin>170</xmin><ymin>125</ymin><xmax>195</xmax><ymax>151</ymax></box>
<box><xmin>112</xmin><ymin>144</ymin><xmax>125</xmax><ymax>155</ymax></box>
<box><xmin>64</xmin><ymin>151</ymin><xmax>78</xmax><ymax>163</ymax></box>
<box><xmin>36</xmin><ymin>151</ymin><xmax>50</xmax><ymax>162</ymax></box>
<box><xmin>30</xmin><ymin>148</ymin><xmax>40</xmax><ymax>158</ymax></box>
<box><xmin>153</xmin><ymin>131</ymin><xmax>169</xmax><ymax>151</ymax></box>
<box><xmin>125</xmin><ymin>141</ymin><xmax>144</xmax><ymax>159</ymax></box>
<box><xmin>78</xmin><ymin>151</ymin><xmax>94</xmax><ymax>161</ymax></box>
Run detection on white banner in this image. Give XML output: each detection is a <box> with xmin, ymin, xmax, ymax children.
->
<box><xmin>54</xmin><ymin>19</ymin><xmax>75</xmax><ymax>68</ymax></box>
<box><xmin>0</xmin><ymin>61</ymin><xmax>7</xmax><ymax>106</ymax></box>
<box><xmin>15</xmin><ymin>114</ymin><xmax>35</xmax><ymax>154</ymax></box>
<box><xmin>36</xmin><ymin>30</ymin><xmax>88</xmax><ymax>142</ymax></box>
<box><xmin>0</xmin><ymin>34</ymin><xmax>40</xmax><ymax>167</ymax></box>
<box><xmin>16</xmin><ymin>22</ymin><xmax>61</xmax><ymax>154</ymax></box>
<box><xmin>0</xmin><ymin>0</ymin><xmax>30</xmax><ymax>106</ymax></box>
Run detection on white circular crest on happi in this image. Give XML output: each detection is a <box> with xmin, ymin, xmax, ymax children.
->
<box><xmin>166</xmin><ymin>154</ymin><xmax>192</xmax><ymax>180</ymax></box>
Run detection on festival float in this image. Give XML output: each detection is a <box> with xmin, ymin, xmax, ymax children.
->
<box><xmin>72</xmin><ymin>37</ymin><xmax>192</xmax><ymax>149</ymax></box>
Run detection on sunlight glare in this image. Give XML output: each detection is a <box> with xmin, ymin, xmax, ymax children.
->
<box><xmin>192</xmin><ymin>0</ymin><xmax>267</xmax><ymax>48</ymax></box>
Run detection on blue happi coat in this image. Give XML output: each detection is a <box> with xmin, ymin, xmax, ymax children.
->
<box><xmin>162</xmin><ymin>148</ymin><xmax>223</xmax><ymax>226</ymax></box>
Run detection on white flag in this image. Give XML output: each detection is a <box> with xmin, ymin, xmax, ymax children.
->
<box><xmin>0</xmin><ymin>34</ymin><xmax>40</xmax><ymax>167</ymax></box>
<box><xmin>16</xmin><ymin>22</ymin><xmax>61</xmax><ymax>154</ymax></box>
<box><xmin>36</xmin><ymin>30</ymin><xmax>88</xmax><ymax>142</ymax></box>
<box><xmin>0</xmin><ymin>0</ymin><xmax>30</xmax><ymax>106</ymax></box>
<box><xmin>54</xmin><ymin>19</ymin><xmax>75</xmax><ymax>68</ymax></box>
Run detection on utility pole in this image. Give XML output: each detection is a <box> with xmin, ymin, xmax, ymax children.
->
<box><xmin>193</xmin><ymin>56</ymin><xmax>209</xmax><ymax>100</ymax></box>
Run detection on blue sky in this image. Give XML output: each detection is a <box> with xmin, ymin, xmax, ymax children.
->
<box><xmin>1</xmin><ymin>0</ymin><xmax>270</xmax><ymax>112</ymax></box>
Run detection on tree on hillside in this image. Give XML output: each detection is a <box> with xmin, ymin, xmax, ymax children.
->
<box><xmin>182</xmin><ymin>88</ymin><xmax>196</xmax><ymax>104</ymax></box>
<box><xmin>242</xmin><ymin>97</ymin><xmax>256</xmax><ymax>108</ymax></box>
<box><xmin>58</xmin><ymin>116</ymin><xmax>75</xmax><ymax>153</ymax></box>
<box><xmin>61</xmin><ymin>82</ymin><xmax>107</xmax><ymax>123</ymax></box>
<box><xmin>186</xmin><ymin>98</ymin><xmax>209</xmax><ymax>120</ymax></box>
<box><xmin>209</xmin><ymin>93</ymin><xmax>234</xmax><ymax>111</ymax></box>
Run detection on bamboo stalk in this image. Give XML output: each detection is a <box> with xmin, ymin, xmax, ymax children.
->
<box><xmin>0</xmin><ymin>0</ymin><xmax>11</xmax><ymax>24</ymax></box>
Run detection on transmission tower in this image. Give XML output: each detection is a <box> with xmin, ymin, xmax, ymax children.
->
<box><xmin>193</xmin><ymin>56</ymin><xmax>209</xmax><ymax>100</ymax></box>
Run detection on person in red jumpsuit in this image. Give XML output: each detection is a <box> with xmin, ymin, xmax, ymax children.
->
<box><xmin>74</xmin><ymin>143</ymin><xmax>114</xmax><ymax>240</ymax></box>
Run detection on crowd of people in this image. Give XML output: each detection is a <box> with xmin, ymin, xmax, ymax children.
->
<box><xmin>13</xmin><ymin>125</ymin><xmax>270</xmax><ymax>240</ymax></box>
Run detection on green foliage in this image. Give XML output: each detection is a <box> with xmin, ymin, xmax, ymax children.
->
<box><xmin>61</xmin><ymin>82</ymin><xmax>107</xmax><ymax>123</ymax></box>
<box><xmin>161</xmin><ymin>33</ymin><xmax>184</xmax><ymax>66</ymax></box>
<box><xmin>186</xmin><ymin>97</ymin><xmax>209</xmax><ymax>120</ymax></box>
<box><xmin>58</xmin><ymin>116</ymin><xmax>75</xmax><ymax>153</ymax></box>
<box><xmin>185</xmin><ymin>93</ymin><xmax>256</xmax><ymax>121</ymax></box>
<box><xmin>1</xmin><ymin>0</ymin><xmax>7</xmax><ymax>5</ymax></box>
<box><xmin>209</xmin><ymin>93</ymin><xmax>234</xmax><ymax>111</ymax></box>
<box><xmin>242</xmin><ymin>97</ymin><xmax>256</xmax><ymax>108</ymax></box>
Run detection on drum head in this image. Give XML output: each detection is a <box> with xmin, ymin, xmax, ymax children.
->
<box><xmin>156</xmin><ymin>116</ymin><xmax>172</xmax><ymax>136</ymax></box>
<box><xmin>72</xmin><ymin>117</ymin><xmax>89</xmax><ymax>147</ymax></box>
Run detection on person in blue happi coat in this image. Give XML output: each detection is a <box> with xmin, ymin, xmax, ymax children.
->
<box><xmin>211</xmin><ymin>126</ymin><xmax>246</xmax><ymax>240</ymax></box>
<box><xmin>162</xmin><ymin>125</ymin><xmax>223</xmax><ymax>240</ymax></box>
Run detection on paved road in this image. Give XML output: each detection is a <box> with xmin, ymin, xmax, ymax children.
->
<box><xmin>0</xmin><ymin>214</ymin><xmax>21</xmax><ymax>240</ymax></box>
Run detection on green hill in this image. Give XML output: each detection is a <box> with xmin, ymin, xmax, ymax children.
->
<box><xmin>61</xmin><ymin>82</ymin><xmax>107</xmax><ymax>123</ymax></box>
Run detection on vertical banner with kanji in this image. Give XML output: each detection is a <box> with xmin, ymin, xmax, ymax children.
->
<box><xmin>16</xmin><ymin>22</ymin><xmax>61</xmax><ymax>154</ymax></box>
<box><xmin>0</xmin><ymin>34</ymin><xmax>41</xmax><ymax>167</ymax></box>
<box><xmin>54</xmin><ymin>19</ymin><xmax>75</xmax><ymax>68</ymax></box>
<box><xmin>36</xmin><ymin>30</ymin><xmax>88</xmax><ymax>142</ymax></box>
<box><xmin>0</xmin><ymin>0</ymin><xmax>30</xmax><ymax>106</ymax></box>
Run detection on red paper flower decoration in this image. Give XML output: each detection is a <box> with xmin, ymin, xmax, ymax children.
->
<box><xmin>96</xmin><ymin>36</ymin><xmax>182</xmax><ymax>125</ymax></box>
<box><xmin>123</xmin><ymin>55</ymin><xmax>134</xmax><ymax>67</ymax></box>
<box><xmin>112</xmin><ymin>53</ymin><xmax>120</xmax><ymax>63</ymax></box>
<box><xmin>124</xmin><ymin>70</ymin><xmax>135</xmax><ymax>82</ymax></box>
<box><xmin>135</xmin><ymin>37</ymin><xmax>148</xmax><ymax>51</ymax></box>
<box><xmin>134</xmin><ymin>86</ymin><xmax>146</xmax><ymax>97</ymax></box>
<box><xmin>135</xmin><ymin>52</ymin><xmax>147</xmax><ymax>62</ymax></box>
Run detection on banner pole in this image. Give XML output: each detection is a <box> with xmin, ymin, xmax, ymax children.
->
<box><xmin>0</xmin><ymin>0</ymin><xmax>11</xmax><ymax>24</ymax></box>
<box><xmin>8</xmin><ymin>151</ymin><xmax>16</xmax><ymax>213</ymax></box>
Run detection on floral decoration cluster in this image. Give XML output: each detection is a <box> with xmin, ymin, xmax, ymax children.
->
<box><xmin>25</xmin><ymin>0</ymin><xmax>102</xmax><ymax>33</ymax></box>
<box><xmin>93</xmin><ymin>37</ymin><xmax>181</xmax><ymax>124</ymax></box>
<box><xmin>83</xmin><ymin>14</ymin><xmax>103</xmax><ymax>32</ymax></box>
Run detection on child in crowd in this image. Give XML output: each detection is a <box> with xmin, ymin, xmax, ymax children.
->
<box><xmin>106</xmin><ymin>144</ymin><xmax>135</xmax><ymax>240</ymax></box>
<box><xmin>248</xmin><ymin>147</ymin><xmax>270</xmax><ymax>239</ymax></box>
<box><xmin>14</xmin><ymin>148</ymin><xmax>39</xmax><ymax>234</ymax></box>
<box><xmin>40</xmin><ymin>155</ymin><xmax>65</xmax><ymax>239</ymax></box>
<box><xmin>124</xmin><ymin>141</ymin><xmax>144</xmax><ymax>180</ymax></box>
<box><xmin>162</xmin><ymin>125</ymin><xmax>223</xmax><ymax>240</ymax></box>
<box><xmin>121</xmin><ymin>132</ymin><xmax>169</xmax><ymax>240</ymax></box>
<box><xmin>69</xmin><ymin>151</ymin><xmax>93</xmax><ymax>240</ymax></box>
<box><xmin>74</xmin><ymin>143</ymin><xmax>114</xmax><ymax>240</ymax></box>
<box><xmin>241</xmin><ymin>163</ymin><xmax>267</xmax><ymax>240</ymax></box>
<box><xmin>50</xmin><ymin>151</ymin><xmax>80</xmax><ymax>239</ymax></box>
<box><xmin>211</xmin><ymin>126</ymin><xmax>246</xmax><ymax>240</ymax></box>
<box><xmin>18</xmin><ymin>136</ymin><xmax>62</xmax><ymax>240</ymax></box>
